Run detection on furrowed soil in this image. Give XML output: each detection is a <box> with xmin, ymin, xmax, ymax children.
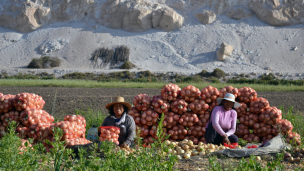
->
<box><xmin>0</xmin><ymin>87</ymin><xmax>303</xmax><ymax>118</ymax></box>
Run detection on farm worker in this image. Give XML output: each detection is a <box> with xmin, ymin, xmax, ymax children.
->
<box><xmin>101</xmin><ymin>96</ymin><xmax>136</xmax><ymax>148</ymax></box>
<box><xmin>205</xmin><ymin>93</ymin><xmax>241</xmax><ymax>146</ymax></box>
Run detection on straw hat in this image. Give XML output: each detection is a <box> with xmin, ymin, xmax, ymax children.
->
<box><xmin>105</xmin><ymin>96</ymin><xmax>132</xmax><ymax>110</ymax></box>
<box><xmin>216</xmin><ymin>93</ymin><xmax>241</xmax><ymax>108</ymax></box>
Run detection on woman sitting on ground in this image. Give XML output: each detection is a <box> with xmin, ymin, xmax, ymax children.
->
<box><xmin>100</xmin><ymin>96</ymin><xmax>136</xmax><ymax>148</ymax></box>
<box><xmin>205</xmin><ymin>93</ymin><xmax>241</xmax><ymax>145</ymax></box>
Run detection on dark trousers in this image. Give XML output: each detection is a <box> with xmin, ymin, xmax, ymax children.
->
<box><xmin>213</xmin><ymin>131</ymin><xmax>239</xmax><ymax>146</ymax></box>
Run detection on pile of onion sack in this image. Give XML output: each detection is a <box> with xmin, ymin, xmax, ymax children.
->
<box><xmin>129</xmin><ymin>84</ymin><xmax>301</xmax><ymax>146</ymax></box>
<box><xmin>0</xmin><ymin>92</ymin><xmax>92</xmax><ymax>152</ymax></box>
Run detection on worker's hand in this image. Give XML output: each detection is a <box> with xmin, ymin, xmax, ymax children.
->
<box><xmin>222</xmin><ymin>134</ymin><xmax>230</xmax><ymax>145</ymax></box>
<box><xmin>120</xmin><ymin>143</ymin><xmax>129</xmax><ymax>148</ymax></box>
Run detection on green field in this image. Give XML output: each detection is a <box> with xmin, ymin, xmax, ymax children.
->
<box><xmin>0</xmin><ymin>79</ymin><xmax>304</xmax><ymax>91</ymax></box>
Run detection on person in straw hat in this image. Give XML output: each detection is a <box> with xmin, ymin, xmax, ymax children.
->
<box><xmin>101</xmin><ymin>96</ymin><xmax>136</xmax><ymax>148</ymax></box>
<box><xmin>205</xmin><ymin>93</ymin><xmax>241</xmax><ymax>146</ymax></box>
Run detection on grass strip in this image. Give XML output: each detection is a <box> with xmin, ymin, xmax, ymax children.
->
<box><xmin>0</xmin><ymin>79</ymin><xmax>304</xmax><ymax>91</ymax></box>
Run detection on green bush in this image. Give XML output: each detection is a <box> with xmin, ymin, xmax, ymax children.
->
<box><xmin>198</xmin><ymin>70</ymin><xmax>211</xmax><ymax>77</ymax></box>
<box><xmin>28</xmin><ymin>56</ymin><xmax>61</xmax><ymax>69</ymax></box>
<box><xmin>211</xmin><ymin>68</ymin><xmax>225</xmax><ymax>78</ymax></box>
<box><xmin>120</xmin><ymin>61</ymin><xmax>135</xmax><ymax>69</ymax></box>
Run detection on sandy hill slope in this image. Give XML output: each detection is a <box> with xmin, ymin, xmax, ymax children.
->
<box><xmin>0</xmin><ymin>0</ymin><xmax>303</xmax><ymax>78</ymax></box>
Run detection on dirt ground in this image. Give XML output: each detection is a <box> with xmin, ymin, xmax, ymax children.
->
<box><xmin>0</xmin><ymin>87</ymin><xmax>303</xmax><ymax>117</ymax></box>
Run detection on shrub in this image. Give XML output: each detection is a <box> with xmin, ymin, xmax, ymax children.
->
<box><xmin>120</xmin><ymin>61</ymin><xmax>135</xmax><ymax>69</ymax></box>
<box><xmin>211</xmin><ymin>68</ymin><xmax>225</xmax><ymax>78</ymax></box>
<box><xmin>28</xmin><ymin>56</ymin><xmax>61</xmax><ymax>69</ymax></box>
<box><xmin>198</xmin><ymin>70</ymin><xmax>211</xmax><ymax>77</ymax></box>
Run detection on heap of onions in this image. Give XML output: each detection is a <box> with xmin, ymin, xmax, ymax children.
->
<box><xmin>133</xmin><ymin>94</ymin><xmax>151</xmax><ymax>111</ymax></box>
<box><xmin>28</xmin><ymin>123</ymin><xmax>53</xmax><ymax>140</ymax></box>
<box><xmin>163</xmin><ymin>112</ymin><xmax>180</xmax><ymax>128</ymax></box>
<box><xmin>168</xmin><ymin>125</ymin><xmax>187</xmax><ymax>140</ymax></box>
<box><xmin>259</xmin><ymin>107</ymin><xmax>282</xmax><ymax>125</ymax></box>
<box><xmin>20</xmin><ymin>109</ymin><xmax>54</xmax><ymax>126</ymax></box>
<box><xmin>197</xmin><ymin>111</ymin><xmax>210</xmax><ymax>127</ymax></box>
<box><xmin>219</xmin><ymin>86</ymin><xmax>238</xmax><ymax>98</ymax></box>
<box><xmin>237</xmin><ymin>87</ymin><xmax>257</xmax><ymax>104</ymax></box>
<box><xmin>152</xmin><ymin>96</ymin><xmax>170</xmax><ymax>114</ymax></box>
<box><xmin>128</xmin><ymin>107</ymin><xmax>142</xmax><ymax>125</ymax></box>
<box><xmin>65</xmin><ymin>138</ymin><xmax>92</xmax><ymax>147</ymax></box>
<box><xmin>16</xmin><ymin>124</ymin><xmax>28</xmax><ymax>139</ymax></box>
<box><xmin>180</xmin><ymin>85</ymin><xmax>201</xmax><ymax>102</ymax></box>
<box><xmin>170</xmin><ymin>99</ymin><xmax>188</xmax><ymax>115</ymax></box>
<box><xmin>238</xmin><ymin>112</ymin><xmax>259</xmax><ymax>128</ymax></box>
<box><xmin>141</xmin><ymin>109</ymin><xmax>159</xmax><ymax>126</ymax></box>
<box><xmin>188</xmin><ymin>99</ymin><xmax>209</xmax><ymax>114</ymax></box>
<box><xmin>0</xmin><ymin>94</ymin><xmax>15</xmax><ymax>113</ymax></box>
<box><xmin>286</xmin><ymin>132</ymin><xmax>301</xmax><ymax>146</ymax></box>
<box><xmin>14</xmin><ymin>93</ymin><xmax>45</xmax><ymax>111</ymax></box>
<box><xmin>179</xmin><ymin>112</ymin><xmax>199</xmax><ymax>127</ymax></box>
<box><xmin>161</xmin><ymin>83</ymin><xmax>181</xmax><ymax>101</ymax></box>
<box><xmin>1</xmin><ymin>110</ymin><xmax>21</xmax><ymax>126</ymax></box>
<box><xmin>249</xmin><ymin>97</ymin><xmax>269</xmax><ymax>114</ymax></box>
<box><xmin>99</xmin><ymin>126</ymin><xmax>120</xmax><ymax>145</ymax></box>
<box><xmin>200</xmin><ymin>86</ymin><xmax>219</xmax><ymax>103</ymax></box>
<box><xmin>235</xmin><ymin>103</ymin><xmax>248</xmax><ymax>118</ymax></box>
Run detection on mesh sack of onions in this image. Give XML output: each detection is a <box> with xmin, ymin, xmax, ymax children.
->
<box><xmin>20</xmin><ymin>109</ymin><xmax>54</xmax><ymax>126</ymax></box>
<box><xmin>253</xmin><ymin>123</ymin><xmax>273</xmax><ymax>139</ymax></box>
<box><xmin>66</xmin><ymin>138</ymin><xmax>92</xmax><ymax>147</ymax></box>
<box><xmin>133</xmin><ymin>94</ymin><xmax>151</xmax><ymax>111</ymax></box>
<box><xmin>170</xmin><ymin>99</ymin><xmax>188</xmax><ymax>115</ymax></box>
<box><xmin>219</xmin><ymin>86</ymin><xmax>238</xmax><ymax>98</ymax></box>
<box><xmin>141</xmin><ymin>109</ymin><xmax>159</xmax><ymax>126</ymax></box>
<box><xmin>161</xmin><ymin>83</ymin><xmax>181</xmax><ymax>101</ymax></box>
<box><xmin>259</xmin><ymin>107</ymin><xmax>282</xmax><ymax>125</ymax></box>
<box><xmin>143</xmin><ymin>135</ymin><xmax>155</xmax><ymax>144</ymax></box>
<box><xmin>188</xmin><ymin>99</ymin><xmax>209</xmax><ymax>115</ymax></box>
<box><xmin>200</xmin><ymin>86</ymin><xmax>219</xmax><ymax>103</ymax></box>
<box><xmin>51</xmin><ymin>121</ymin><xmax>85</xmax><ymax>140</ymax></box>
<box><xmin>235</xmin><ymin>124</ymin><xmax>249</xmax><ymax>138</ymax></box>
<box><xmin>180</xmin><ymin>85</ymin><xmax>201</xmax><ymax>102</ymax></box>
<box><xmin>129</xmin><ymin>107</ymin><xmax>142</xmax><ymax>126</ymax></box>
<box><xmin>0</xmin><ymin>94</ymin><xmax>15</xmax><ymax>113</ymax></box>
<box><xmin>238</xmin><ymin>112</ymin><xmax>259</xmax><ymax>129</ymax></box>
<box><xmin>14</xmin><ymin>93</ymin><xmax>45</xmax><ymax>111</ymax></box>
<box><xmin>163</xmin><ymin>112</ymin><xmax>180</xmax><ymax>128</ymax></box>
<box><xmin>274</xmin><ymin>119</ymin><xmax>293</xmax><ymax>136</ymax></box>
<box><xmin>235</xmin><ymin>103</ymin><xmax>248</xmax><ymax>118</ymax></box>
<box><xmin>16</xmin><ymin>124</ymin><xmax>29</xmax><ymax>139</ymax></box>
<box><xmin>197</xmin><ymin>111</ymin><xmax>210</xmax><ymax>127</ymax></box>
<box><xmin>64</xmin><ymin>115</ymin><xmax>86</xmax><ymax>129</ymax></box>
<box><xmin>249</xmin><ymin>97</ymin><xmax>269</xmax><ymax>114</ymax></box>
<box><xmin>136</xmin><ymin>125</ymin><xmax>150</xmax><ymax>138</ymax></box>
<box><xmin>28</xmin><ymin>123</ymin><xmax>53</xmax><ymax>141</ymax></box>
<box><xmin>243</xmin><ymin>133</ymin><xmax>260</xmax><ymax>143</ymax></box>
<box><xmin>187</xmin><ymin>125</ymin><xmax>206</xmax><ymax>138</ymax></box>
<box><xmin>19</xmin><ymin>139</ymin><xmax>33</xmax><ymax>154</ymax></box>
<box><xmin>167</xmin><ymin>125</ymin><xmax>187</xmax><ymax>140</ymax></box>
<box><xmin>1</xmin><ymin>110</ymin><xmax>21</xmax><ymax>126</ymax></box>
<box><xmin>237</xmin><ymin>87</ymin><xmax>257</xmax><ymax>104</ymax></box>
<box><xmin>98</xmin><ymin>126</ymin><xmax>120</xmax><ymax>145</ymax></box>
<box><xmin>179</xmin><ymin>112</ymin><xmax>199</xmax><ymax>127</ymax></box>
<box><xmin>151</xmin><ymin>96</ymin><xmax>170</xmax><ymax>114</ymax></box>
<box><xmin>184</xmin><ymin>135</ymin><xmax>199</xmax><ymax>145</ymax></box>
<box><xmin>286</xmin><ymin>132</ymin><xmax>301</xmax><ymax>146</ymax></box>
<box><xmin>208</xmin><ymin>101</ymin><xmax>219</xmax><ymax>111</ymax></box>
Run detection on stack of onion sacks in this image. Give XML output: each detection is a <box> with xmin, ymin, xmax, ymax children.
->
<box><xmin>161</xmin><ymin>83</ymin><xmax>181</xmax><ymax>101</ymax></box>
<box><xmin>28</xmin><ymin>123</ymin><xmax>53</xmax><ymax>140</ymax></box>
<box><xmin>0</xmin><ymin>94</ymin><xmax>15</xmax><ymax>113</ymax></box>
<box><xmin>14</xmin><ymin>93</ymin><xmax>45</xmax><ymax>111</ymax></box>
<box><xmin>133</xmin><ymin>94</ymin><xmax>151</xmax><ymax>111</ymax></box>
<box><xmin>259</xmin><ymin>107</ymin><xmax>282</xmax><ymax>125</ymax></box>
<box><xmin>180</xmin><ymin>85</ymin><xmax>201</xmax><ymax>102</ymax></box>
<box><xmin>237</xmin><ymin>87</ymin><xmax>257</xmax><ymax>104</ymax></box>
<box><xmin>1</xmin><ymin>110</ymin><xmax>21</xmax><ymax>126</ymax></box>
<box><xmin>249</xmin><ymin>97</ymin><xmax>269</xmax><ymax>114</ymax></box>
<box><xmin>151</xmin><ymin>96</ymin><xmax>170</xmax><ymax>114</ymax></box>
<box><xmin>99</xmin><ymin>126</ymin><xmax>120</xmax><ymax>145</ymax></box>
<box><xmin>219</xmin><ymin>86</ymin><xmax>238</xmax><ymax>99</ymax></box>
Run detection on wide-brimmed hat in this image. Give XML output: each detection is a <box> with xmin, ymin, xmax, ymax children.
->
<box><xmin>216</xmin><ymin>93</ymin><xmax>241</xmax><ymax>108</ymax></box>
<box><xmin>105</xmin><ymin>96</ymin><xmax>132</xmax><ymax>110</ymax></box>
